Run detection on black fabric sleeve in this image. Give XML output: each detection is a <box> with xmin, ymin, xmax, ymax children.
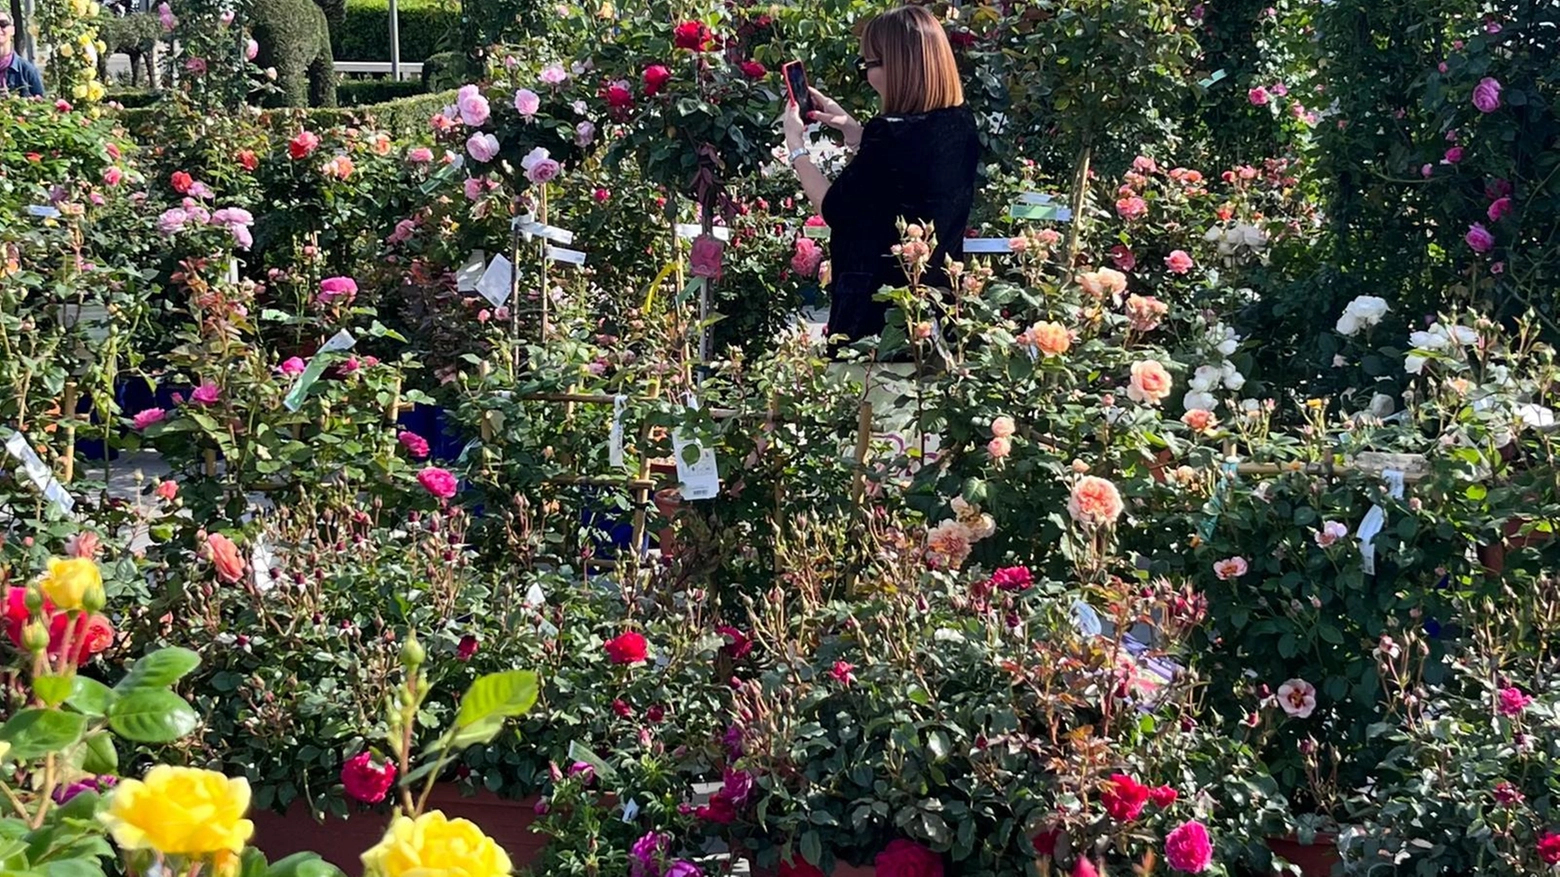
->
<box><xmin>821</xmin><ymin>118</ymin><xmax>897</xmax><ymax>227</ymax></box>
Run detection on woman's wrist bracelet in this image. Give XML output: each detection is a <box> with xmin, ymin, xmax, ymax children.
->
<box><xmin>787</xmin><ymin>146</ymin><xmax>810</xmax><ymax>167</ymax></box>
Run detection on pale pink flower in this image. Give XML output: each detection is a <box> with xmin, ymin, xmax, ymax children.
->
<box><xmin>539</xmin><ymin>63</ymin><xmax>569</xmax><ymax>85</ymax></box>
<box><xmin>514</xmin><ymin>88</ymin><xmax>541</xmax><ymax>117</ymax></box>
<box><xmin>1125</xmin><ymin>294</ymin><xmax>1168</xmax><ymax>331</ymax></box>
<box><xmin>990</xmin><ymin>416</ymin><xmax>1015</xmax><ymax>438</ymax></box>
<box><xmin>924</xmin><ymin>520</ymin><xmax>974</xmax><ymax>569</ymax></box>
<box><xmin>1068</xmin><ymin>476</ymin><xmax>1124</xmax><ymax>527</ymax></box>
<box><xmin>1126</xmin><ymin>360</ymin><xmax>1174</xmax><ymax>406</ymax></box>
<box><xmin>1164</xmin><ymin>249</ymin><xmax>1195</xmax><ymax>274</ymax></box>
<box><xmin>1277</xmin><ymin>678</ymin><xmax>1317</xmax><ymax>718</ymax></box>
<box><xmin>456</xmin><ymin>84</ymin><xmax>491</xmax><ymax>126</ymax></box>
<box><xmin>467</xmin><ymin>133</ymin><xmax>500</xmax><ymax>163</ymax></box>
<box><xmin>1213</xmin><ymin>556</ymin><xmax>1248</xmax><ymax>580</ymax></box>
<box><xmin>1248</xmin><ymin>86</ymin><xmax>1270</xmax><ymax>106</ymax></box>
<box><xmin>407</xmin><ymin>146</ymin><xmax>434</xmax><ymax>163</ymax></box>
<box><xmin>1315</xmin><ymin>521</ymin><xmax>1348</xmax><ymax>548</ymax></box>
<box><xmin>1115</xmin><ymin>196</ymin><xmax>1148</xmax><ymax>221</ymax></box>
<box><xmin>987</xmin><ymin>436</ymin><xmax>1011</xmax><ymax>459</ymax></box>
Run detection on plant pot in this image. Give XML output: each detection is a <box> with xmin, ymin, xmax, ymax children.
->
<box><xmin>1266</xmin><ymin>833</ymin><xmax>1340</xmax><ymax>877</ymax></box>
<box><xmin>249</xmin><ymin>789</ymin><xmax>546</xmax><ymax>875</ymax></box>
<box><xmin>1478</xmin><ymin>517</ymin><xmax>1555</xmax><ymax>575</ymax></box>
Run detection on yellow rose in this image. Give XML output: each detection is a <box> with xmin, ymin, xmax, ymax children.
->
<box><xmin>87</xmin><ymin>81</ymin><xmax>105</xmax><ymax>101</ymax></box>
<box><xmin>361</xmin><ymin>811</ymin><xmax>512</xmax><ymax>877</ymax></box>
<box><xmin>58</xmin><ymin>43</ymin><xmax>74</xmax><ymax>57</ymax></box>
<box><xmin>73</xmin><ymin>84</ymin><xmax>89</xmax><ymax>99</ymax></box>
<box><xmin>37</xmin><ymin>558</ymin><xmax>101</xmax><ymax>612</ymax></box>
<box><xmin>100</xmin><ymin>767</ymin><xmax>253</xmax><ymax>856</ymax></box>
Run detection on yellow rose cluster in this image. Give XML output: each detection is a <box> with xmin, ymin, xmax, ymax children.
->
<box><xmin>362</xmin><ymin>811</ymin><xmax>513</xmax><ymax>877</ymax></box>
<box><xmin>100</xmin><ymin>767</ymin><xmax>254</xmax><ymax>857</ymax></box>
<box><xmin>36</xmin><ymin>0</ymin><xmax>104</xmax><ymax>103</ymax></box>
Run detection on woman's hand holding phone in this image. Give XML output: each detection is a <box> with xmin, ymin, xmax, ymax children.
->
<box><xmin>806</xmin><ymin>87</ymin><xmax>862</xmax><ymax>149</ymax></box>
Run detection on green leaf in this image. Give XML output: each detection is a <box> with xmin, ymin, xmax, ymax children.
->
<box><xmin>32</xmin><ymin>676</ymin><xmax>73</xmax><ymax>709</ymax></box>
<box><xmin>40</xmin><ymin>861</ymin><xmax>103</xmax><ymax>877</ymax></box>
<box><xmin>81</xmin><ymin>733</ymin><xmax>118</xmax><ymax>775</ymax></box>
<box><xmin>114</xmin><ymin>648</ymin><xmax>201</xmax><ymax>694</ymax></box>
<box><xmin>265</xmin><ymin>853</ymin><xmax>347</xmax><ymax>877</ymax></box>
<box><xmin>927</xmin><ymin>730</ymin><xmax>951</xmax><ymax>760</ymax></box>
<box><xmin>0</xmin><ymin>709</ymin><xmax>88</xmax><ymax>759</ymax></box>
<box><xmin>907</xmin><ymin>686</ymin><xmax>931</xmax><ymax>706</ymax></box>
<box><xmin>67</xmin><ymin>678</ymin><xmax>115</xmax><ymax>718</ymax></box>
<box><xmin>107</xmin><ymin>690</ymin><xmax>199</xmax><ymax>743</ymax></box>
<box><xmin>800</xmin><ymin>831</ymin><xmax>822</xmax><ymax>866</ymax></box>
<box><xmin>455</xmin><ymin>671</ymin><xmax>539</xmax><ymax>731</ymax></box>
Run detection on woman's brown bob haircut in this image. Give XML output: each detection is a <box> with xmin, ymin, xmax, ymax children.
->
<box><xmin>858</xmin><ymin>5</ymin><xmax>965</xmax><ymax>116</ymax></box>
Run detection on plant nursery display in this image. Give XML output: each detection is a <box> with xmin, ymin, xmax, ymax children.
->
<box><xmin>1</xmin><ymin>0</ymin><xmax>1558</xmax><ymax>876</ymax></box>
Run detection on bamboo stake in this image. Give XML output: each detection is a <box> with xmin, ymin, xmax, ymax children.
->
<box><xmin>60</xmin><ymin>382</ymin><xmax>78</xmax><ymax>484</ymax></box>
<box><xmin>849</xmin><ymin>402</ymin><xmax>873</xmax><ymax>508</ymax></box>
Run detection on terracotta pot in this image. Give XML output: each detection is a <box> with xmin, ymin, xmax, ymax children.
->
<box><xmin>1266</xmin><ymin>834</ymin><xmax>1341</xmax><ymax>877</ymax></box>
<box><xmin>249</xmin><ymin>789</ymin><xmax>545</xmax><ymax>875</ymax></box>
<box><xmin>1478</xmin><ymin>517</ymin><xmax>1555</xmax><ymax>575</ymax></box>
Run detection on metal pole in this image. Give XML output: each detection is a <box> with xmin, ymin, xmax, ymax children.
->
<box><xmin>388</xmin><ymin>0</ymin><xmax>400</xmax><ymax>80</ymax></box>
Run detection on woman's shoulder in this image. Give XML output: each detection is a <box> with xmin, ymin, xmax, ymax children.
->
<box><xmin>872</xmin><ymin>104</ymin><xmax>976</xmax><ymax>136</ymax></box>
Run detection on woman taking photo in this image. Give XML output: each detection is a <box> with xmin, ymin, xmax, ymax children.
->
<box><xmin>782</xmin><ymin>4</ymin><xmax>980</xmax><ymax>348</ymax></box>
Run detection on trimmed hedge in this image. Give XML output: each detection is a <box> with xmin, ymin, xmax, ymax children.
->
<box><xmin>332</xmin><ymin>0</ymin><xmax>457</xmax><ymax>62</ymax></box>
<box><xmin>338</xmin><ymin>78</ymin><xmax>427</xmax><ymax>106</ymax></box>
<box><xmin>306</xmin><ymin>88</ymin><xmax>457</xmax><ymax>138</ymax></box>
<box><xmin>418</xmin><ymin>51</ymin><xmax>470</xmax><ymax>91</ymax></box>
<box><xmin>106</xmin><ymin>88</ymin><xmax>162</xmax><ymax>109</ymax></box>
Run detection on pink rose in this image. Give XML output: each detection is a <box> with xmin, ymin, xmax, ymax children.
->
<box><xmin>102</xmin><ymin>167</ymin><xmax>123</xmax><ymax>186</ymax></box>
<box><xmin>191</xmin><ymin>383</ymin><xmax>221</xmax><ymax>405</ymax></box>
<box><xmin>463</xmin><ymin>177</ymin><xmax>486</xmax><ymax>201</ymax></box>
<box><xmin>1109</xmin><ymin>244</ymin><xmax>1136</xmax><ymax>271</ymax></box>
<box><xmin>514</xmin><ymin>88</ymin><xmax>541</xmax><ymax>117</ymax></box>
<box><xmin>318</xmin><ymin>276</ymin><xmax>358</xmax><ymax>306</ymax></box>
<box><xmin>132</xmin><ymin>408</ymin><xmax>166</xmax><ymax>430</ymax></box>
<box><xmin>790</xmin><ymin>238</ymin><xmax>822</xmax><ymax>277</ymax></box>
<box><xmin>245</xmin><ymin>39</ymin><xmax>259</xmax><ymax>60</ymax></box>
<box><xmin>1127</xmin><ymin>360</ymin><xmax>1173</xmax><ymax>405</ymax></box>
<box><xmin>986</xmin><ymin>436</ymin><xmax>1011</xmax><ymax>459</ymax></box>
<box><xmin>1164</xmin><ymin>820</ymin><xmax>1213</xmax><ymax>873</ymax></box>
<box><xmin>467</xmin><ymin>132</ymin><xmax>500</xmax><ymax>163</ymax></box>
<box><xmin>407</xmin><ymin>147</ymin><xmax>434</xmax><ymax>163</ymax></box>
<box><xmin>1164</xmin><ymin>250</ymin><xmax>1194</xmax><ymax>274</ymax></box>
<box><xmin>1465</xmin><ymin>223</ymin><xmax>1495</xmax><ymax>254</ymax></box>
<box><xmin>1444</xmin><ymin>146</ymin><xmax>1464</xmax><ymax>164</ymax></box>
<box><xmin>341</xmin><ymin>752</ymin><xmax>396</xmax><ymax>804</ymax></box>
<box><xmin>875</xmin><ymin>840</ymin><xmax>942</xmax><ymax>877</ymax></box>
<box><xmin>398</xmin><ymin>431</ymin><xmax>430</xmax><ymax>459</ymax></box>
<box><xmin>1248</xmin><ymin>86</ymin><xmax>1270</xmax><ymax>106</ymax></box>
<box><xmin>1472</xmin><ymin>77</ymin><xmax>1502</xmax><ymax>113</ymax></box>
<box><xmin>1115</xmin><ymin>196</ymin><xmax>1148</xmax><ymax>221</ymax></box>
<box><xmin>416</xmin><ymin>466</ymin><xmax>459</xmax><ymax>499</ymax></box>
<box><xmin>456</xmin><ymin>84</ymin><xmax>491</xmax><ymax>126</ymax></box>
<box><xmin>279</xmin><ymin>357</ymin><xmax>306</xmax><ymax>376</ymax></box>
<box><xmin>526</xmin><ymin>158</ymin><xmax>561</xmax><ymax>185</ymax></box>
<box><xmin>1487</xmin><ymin>197</ymin><xmax>1512</xmax><ymax>222</ymax></box>
<box><xmin>1497</xmin><ymin>687</ymin><xmax>1532</xmax><ymax>716</ymax></box>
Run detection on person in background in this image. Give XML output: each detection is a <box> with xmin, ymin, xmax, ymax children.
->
<box><xmin>0</xmin><ymin>14</ymin><xmax>46</xmax><ymax>98</ymax></box>
<box><xmin>781</xmin><ymin>4</ymin><xmax>979</xmax><ymax>349</ymax></box>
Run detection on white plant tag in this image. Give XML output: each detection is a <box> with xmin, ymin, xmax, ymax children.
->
<box><xmin>524</xmin><ymin>582</ymin><xmax>546</xmax><ymax>607</ymax></box>
<box><xmin>621</xmin><ymin>799</ymin><xmax>640</xmax><ymax>823</ymax></box>
<box><xmin>456</xmin><ymin>250</ymin><xmax>486</xmax><ymax>292</ymax></box>
<box><xmin>514</xmin><ymin>216</ymin><xmax>575</xmax><ymax>245</ymax></box>
<box><xmin>319</xmin><ymin>329</ymin><xmax>357</xmax><ymax>354</ymax></box>
<box><xmin>672</xmin><ymin>395</ymin><xmax>720</xmax><ymax>500</ymax></box>
<box><xmin>252</xmin><ymin>535</ymin><xmax>278</xmax><ymax>593</ymax></box>
<box><xmin>475</xmin><ymin>254</ymin><xmax>514</xmax><ymax>307</ymax></box>
<box><xmin>4</xmin><ymin>432</ymin><xmax>74</xmax><ymax>517</ymax></box>
<box><xmin>962</xmin><ymin>238</ymin><xmax>1013</xmax><ymax>254</ymax></box>
<box><xmin>676</xmin><ymin>223</ymin><xmax>730</xmax><ymax>242</ymax></box>
<box><xmin>608</xmin><ymin>395</ymin><xmax>626</xmax><ymax>469</ymax></box>
<box><xmin>1356</xmin><ymin>469</ymin><xmax>1406</xmax><ymax>575</ymax></box>
<box><xmin>27</xmin><ymin>205</ymin><xmax>61</xmax><ymax>219</ymax></box>
<box><xmin>545</xmin><ymin>246</ymin><xmax>587</xmax><ymax>266</ymax></box>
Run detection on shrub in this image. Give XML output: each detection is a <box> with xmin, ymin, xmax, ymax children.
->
<box><xmin>305</xmin><ymin>87</ymin><xmax>457</xmax><ymax>139</ymax></box>
<box><xmin>418</xmin><ymin>50</ymin><xmax>468</xmax><ymax>91</ymax></box>
<box><xmin>337</xmin><ymin>77</ymin><xmax>426</xmax><ymax>106</ymax></box>
<box><xmin>331</xmin><ymin>0</ymin><xmax>457</xmax><ymax>62</ymax></box>
<box><xmin>106</xmin><ymin>87</ymin><xmax>162</xmax><ymax>109</ymax></box>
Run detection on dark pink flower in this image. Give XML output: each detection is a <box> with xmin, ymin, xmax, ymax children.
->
<box><xmin>398</xmin><ymin>431</ymin><xmax>431</xmax><ymax>459</ymax></box>
<box><xmin>1497</xmin><ymin>687</ymin><xmax>1532</xmax><ymax>716</ymax></box>
<box><xmin>830</xmin><ymin>661</ymin><xmax>856</xmax><ymax>686</ymax></box>
<box><xmin>456</xmin><ymin>634</ymin><xmax>479</xmax><ymax>661</ymax></box>
<box><xmin>416</xmin><ymin>466</ymin><xmax>458</xmax><ymax>499</ymax></box>
<box><xmin>341</xmin><ymin>751</ymin><xmax>396</xmax><ymax>804</ymax></box>
<box><xmin>1488</xmin><ymin>197</ymin><xmax>1512</xmax><ymax>222</ymax></box>
<box><xmin>1164</xmin><ymin>820</ymin><xmax>1213</xmax><ymax>873</ymax></box>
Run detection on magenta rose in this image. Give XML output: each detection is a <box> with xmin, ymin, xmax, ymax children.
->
<box><xmin>278</xmin><ymin>357</ymin><xmax>306</xmax><ymax>376</ymax></box>
<box><xmin>875</xmin><ymin>839</ymin><xmax>943</xmax><ymax>877</ymax></box>
<box><xmin>1488</xmin><ymin>197</ymin><xmax>1512</xmax><ymax>222</ymax></box>
<box><xmin>1164</xmin><ymin>820</ymin><xmax>1213</xmax><ymax>873</ymax></box>
<box><xmin>398</xmin><ymin>431</ymin><xmax>431</xmax><ymax>459</ymax></box>
<box><xmin>1472</xmin><ymin>77</ymin><xmax>1502</xmax><ymax>113</ymax></box>
<box><xmin>132</xmin><ymin>408</ymin><xmax>166</xmax><ymax>430</ymax></box>
<box><xmin>416</xmin><ymin>466</ymin><xmax>459</xmax><ymax>499</ymax></box>
<box><xmin>341</xmin><ymin>751</ymin><xmax>396</xmax><ymax>804</ymax></box>
<box><xmin>1497</xmin><ymin>686</ymin><xmax>1532</xmax><ymax>716</ymax></box>
<box><xmin>191</xmin><ymin>383</ymin><xmax>221</xmax><ymax>405</ymax></box>
<box><xmin>1465</xmin><ymin>223</ymin><xmax>1495</xmax><ymax>254</ymax></box>
<box><xmin>318</xmin><ymin>276</ymin><xmax>358</xmax><ymax>306</ymax></box>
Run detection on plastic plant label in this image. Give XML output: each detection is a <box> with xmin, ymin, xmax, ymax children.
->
<box><xmin>283</xmin><ymin>330</ymin><xmax>357</xmax><ymax>412</ymax></box>
<box><xmin>672</xmin><ymin>396</ymin><xmax>720</xmax><ymax>501</ymax></box>
<box><xmin>802</xmin><ymin>226</ymin><xmax>832</xmax><ymax>240</ymax></box>
<box><xmin>456</xmin><ymin>250</ymin><xmax>486</xmax><ymax>292</ymax></box>
<box><xmin>514</xmin><ymin>216</ymin><xmax>575</xmax><ymax>245</ymax></box>
<box><xmin>963</xmin><ymin>238</ymin><xmax>1014</xmax><ymax>254</ymax></box>
<box><xmin>252</xmin><ymin>535</ymin><xmax>278</xmax><ymax>594</ymax></box>
<box><xmin>1356</xmin><ymin>469</ymin><xmax>1406</xmax><ymax>575</ymax></box>
<box><xmin>1352</xmin><ymin>452</ymin><xmax>1429</xmax><ymax>480</ymax></box>
<box><xmin>1008</xmin><ymin>202</ymin><xmax>1072</xmax><ymax>221</ymax></box>
<box><xmin>4</xmin><ymin>432</ymin><xmax>75</xmax><ymax>517</ymax></box>
<box><xmin>475</xmin><ymin>254</ymin><xmax>514</xmax><ymax>307</ymax></box>
<box><xmin>525</xmin><ymin>582</ymin><xmax>546</xmax><ymax>607</ymax></box>
<box><xmin>608</xmin><ymin>395</ymin><xmax>626</xmax><ymax>469</ymax></box>
<box><xmin>621</xmin><ymin>799</ymin><xmax>640</xmax><ymax>823</ymax></box>
<box><xmin>675</xmin><ymin>223</ymin><xmax>731</xmax><ymax>242</ymax></box>
<box><xmin>545</xmin><ymin>246</ymin><xmax>587</xmax><ymax>266</ymax></box>
<box><xmin>27</xmin><ymin>205</ymin><xmax>61</xmax><ymax>219</ymax></box>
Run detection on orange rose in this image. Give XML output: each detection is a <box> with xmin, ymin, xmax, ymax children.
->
<box><xmin>208</xmin><ymin>534</ymin><xmax>246</xmax><ymax>584</ymax></box>
<box><xmin>1068</xmin><ymin>476</ymin><xmax>1124</xmax><ymax>527</ymax></box>
<box><xmin>1180</xmin><ymin>409</ymin><xmax>1217</xmax><ymax>432</ymax></box>
<box><xmin>1126</xmin><ymin>360</ymin><xmax>1173</xmax><ymax>406</ymax></box>
<box><xmin>1077</xmin><ymin>268</ymin><xmax>1128</xmax><ymax>299</ymax></box>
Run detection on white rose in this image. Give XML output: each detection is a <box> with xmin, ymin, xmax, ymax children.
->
<box><xmin>1221</xmin><ymin>362</ymin><xmax>1246</xmax><ymax>391</ymax></box>
<box><xmin>1190</xmin><ymin>365</ymin><xmax>1222</xmax><ymax>392</ymax></box>
<box><xmin>1408</xmin><ymin>329</ymin><xmax>1447</xmax><ymax>350</ymax></box>
<box><xmin>1239</xmin><ymin>224</ymin><xmax>1268</xmax><ymax>248</ymax></box>
<box><xmin>1182</xmin><ymin>390</ymin><xmax>1218</xmax><ymax>412</ymax></box>
<box><xmin>1336</xmin><ymin>313</ymin><xmax>1361</xmax><ymax>336</ymax></box>
<box><xmin>1405</xmin><ymin>354</ymin><xmax>1428</xmax><ymax>374</ymax></box>
<box><xmin>1449</xmin><ymin>325</ymin><xmax>1479</xmax><ymax>345</ymax></box>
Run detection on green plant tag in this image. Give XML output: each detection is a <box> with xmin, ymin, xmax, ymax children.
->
<box><xmin>1008</xmin><ymin>202</ymin><xmax>1069</xmax><ymax>221</ymax></box>
<box><xmin>283</xmin><ymin>330</ymin><xmax>357</xmax><ymax>412</ymax></box>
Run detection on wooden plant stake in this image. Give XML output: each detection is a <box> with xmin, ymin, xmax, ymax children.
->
<box><xmin>60</xmin><ymin>382</ymin><xmax>78</xmax><ymax>484</ymax></box>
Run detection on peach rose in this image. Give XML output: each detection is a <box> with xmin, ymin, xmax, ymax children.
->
<box><xmin>990</xmin><ymin>416</ymin><xmax>1016</xmax><ymax>438</ymax></box>
<box><xmin>1024</xmin><ymin>321</ymin><xmax>1072</xmax><ymax>357</ymax></box>
<box><xmin>987</xmin><ymin>436</ymin><xmax>1011</xmax><ymax>459</ymax></box>
<box><xmin>1067</xmin><ymin>476</ymin><xmax>1124</xmax><ymax>527</ymax></box>
<box><xmin>207</xmin><ymin>533</ymin><xmax>246</xmax><ymax>584</ymax></box>
<box><xmin>1180</xmin><ymin>409</ymin><xmax>1217</xmax><ymax>432</ymax></box>
<box><xmin>1078</xmin><ymin>268</ymin><xmax>1128</xmax><ymax>299</ymax></box>
<box><xmin>1127</xmin><ymin>360</ymin><xmax>1173</xmax><ymax>406</ymax></box>
<box><xmin>1213</xmin><ymin>556</ymin><xmax>1248</xmax><ymax>580</ymax></box>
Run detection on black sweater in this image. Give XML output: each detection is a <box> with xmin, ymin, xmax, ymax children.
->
<box><xmin>820</xmin><ymin>104</ymin><xmax>980</xmax><ymax>344</ymax></box>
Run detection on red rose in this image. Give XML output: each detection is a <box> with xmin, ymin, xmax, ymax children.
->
<box><xmin>288</xmin><ymin>129</ymin><xmax>321</xmax><ymax>160</ymax></box>
<box><xmin>605</xmin><ymin>631</ymin><xmax>649</xmax><ymax>665</ymax></box>
<box><xmin>739</xmin><ymin>60</ymin><xmax>767</xmax><ymax>78</ymax></box>
<box><xmin>948</xmin><ymin>30</ymin><xmax>976</xmax><ymax>48</ymax></box>
<box><xmin>237</xmin><ymin>150</ymin><xmax>259</xmax><ymax>171</ymax></box>
<box><xmin>603</xmin><ymin>80</ymin><xmax>635</xmax><ymax>109</ymax></box>
<box><xmin>456</xmin><ymin>634</ymin><xmax>480</xmax><ymax>661</ymax></box>
<box><xmin>696</xmin><ymin>791</ymin><xmax>738</xmax><ymax>823</ymax></box>
<box><xmin>612</xmin><ymin>699</ymin><xmax>633</xmax><ymax>718</ymax></box>
<box><xmin>1539</xmin><ymin>832</ymin><xmax>1560</xmax><ymax>865</ymax></box>
<box><xmin>717</xmin><ymin>625</ymin><xmax>752</xmax><ymax>659</ymax></box>
<box><xmin>673</xmin><ymin>20</ymin><xmax>714</xmax><ymax>51</ymax></box>
<box><xmin>341</xmin><ymin>751</ymin><xmax>397</xmax><ymax>804</ymax></box>
<box><xmin>4</xmin><ymin>587</ymin><xmax>34</xmax><ymax>645</ymax></box>
<box><xmin>1032</xmin><ymin>830</ymin><xmax>1059</xmax><ymax>857</ymax></box>
<box><xmin>170</xmin><ymin>171</ymin><xmax>194</xmax><ymax>194</ymax></box>
<box><xmin>875</xmin><ymin>840</ymin><xmax>942</xmax><ymax>877</ymax></box>
<box><xmin>643</xmin><ymin>64</ymin><xmax>673</xmax><ymax>96</ymax></box>
<box><xmin>1149</xmin><ymin>785</ymin><xmax>1179</xmax><ymax>807</ymax></box>
<box><xmin>50</xmin><ymin>612</ymin><xmax>114</xmax><ymax>664</ymax></box>
<box><xmin>1101</xmin><ymin>773</ymin><xmax>1151</xmax><ymax>822</ymax></box>
<box><xmin>646</xmin><ymin>704</ymin><xmax>666</xmax><ymax>723</ymax></box>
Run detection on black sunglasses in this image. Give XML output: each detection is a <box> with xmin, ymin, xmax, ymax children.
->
<box><xmin>0</xmin><ymin>20</ymin><xmax>12</xmax><ymax>27</ymax></box>
<box><xmin>854</xmin><ymin>56</ymin><xmax>881</xmax><ymax>77</ymax></box>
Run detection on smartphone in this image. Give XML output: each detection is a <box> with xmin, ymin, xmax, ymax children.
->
<box><xmin>781</xmin><ymin>60</ymin><xmax>814</xmax><ymax>120</ymax></box>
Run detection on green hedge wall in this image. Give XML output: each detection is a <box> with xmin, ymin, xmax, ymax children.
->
<box><xmin>306</xmin><ymin>88</ymin><xmax>457</xmax><ymax>138</ymax></box>
<box><xmin>332</xmin><ymin>0</ymin><xmax>457</xmax><ymax>62</ymax></box>
<box><xmin>337</xmin><ymin>78</ymin><xmax>427</xmax><ymax>106</ymax></box>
